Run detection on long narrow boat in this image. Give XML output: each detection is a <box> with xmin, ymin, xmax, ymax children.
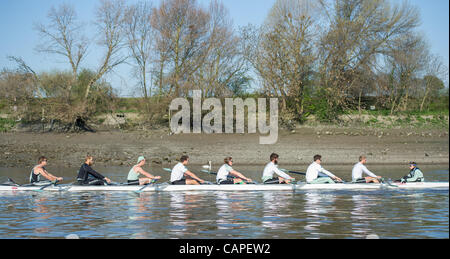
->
<box><xmin>0</xmin><ymin>182</ymin><xmax>448</xmax><ymax>192</ymax></box>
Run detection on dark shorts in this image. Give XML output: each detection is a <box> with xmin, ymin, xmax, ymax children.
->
<box><xmin>264</xmin><ymin>178</ymin><xmax>284</xmax><ymax>184</ymax></box>
<box><xmin>171</xmin><ymin>179</ymin><xmax>186</xmax><ymax>185</ymax></box>
<box><xmin>127</xmin><ymin>180</ymin><xmax>140</xmax><ymax>186</ymax></box>
<box><xmin>218</xmin><ymin>179</ymin><xmax>234</xmax><ymax>185</ymax></box>
<box><xmin>353</xmin><ymin>178</ymin><xmax>368</xmax><ymax>183</ymax></box>
<box><xmin>76</xmin><ymin>179</ymin><xmax>105</xmax><ymax>186</ymax></box>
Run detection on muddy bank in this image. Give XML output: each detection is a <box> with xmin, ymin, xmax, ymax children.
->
<box><xmin>0</xmin><ymin>127</ymin><xmax>448</xmax><ymax>168</ymax></box>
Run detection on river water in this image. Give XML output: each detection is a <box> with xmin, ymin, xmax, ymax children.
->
<box><xmin>0</xmin><ymin>165</ymin><xmax>448</xmax><ymax>239</ymax></box>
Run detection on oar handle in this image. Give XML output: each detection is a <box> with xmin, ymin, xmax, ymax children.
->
<box><xmin>134</xmin><ymin>178</ymin><xmax>160</xmax><ymax>193</ymax></box>
<box><xmin>281</xmin><ymin>169</ymin><xmax>306</xmax><ymax>176</ymax></box>
<box><xmin>43</xmin><ymin>179</ymin><xmax>59</xmax><ymax>188</ymax></box>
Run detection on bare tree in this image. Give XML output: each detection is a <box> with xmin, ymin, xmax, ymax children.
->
<box><xmin>382</xmin><ymin>33</ymin><xmax>428</xmax><ymax>113</ymax></box>
<box><xmin>152</xmin><ymin>0</ymin><xmax>211</xmax><ymax>97</ymax></box>
<box><xmin>420</xmin><ymin>55</ymin><xmax>448</xmax><ymax>111</ymax></box>
<box><xmin>317</xmin><ymin>0</ymin><xmax>421</xmax><ymax>118</ymax></box>
<box><xmin>245</xmin><ymin>0</ymin><xmax>320</xmax><ymax>121</ymax></box>
<box><xmin>193</xmin><ymin>0</ymin><xmax>247</xmax><ymax>97</ymax></box>
<box><xmin>84</xmin><ymin>0</ymin><xmax>127</xmax><ymax>101</ymax></box>
<box><xmin>123</xmin><ymin>1</ymin><xmax>155</xmax><ymax>99</ymax></box>
<box><xmin>34</xmin><ymin>3</ymin><xmax>88</xmax><ymax>100</ymax></box>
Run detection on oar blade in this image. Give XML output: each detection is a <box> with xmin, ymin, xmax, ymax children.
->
<box><xmin>31</xmin><ymin>180</ymin><xmax>58</xmax><ymax>193</ymax></box>
<box><xmin>133</xmin><ymin>179</ymin><xmax>159</xmax><ymax>194</ymax></box>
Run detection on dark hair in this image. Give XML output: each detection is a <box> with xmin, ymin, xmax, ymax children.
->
<box><xmin>224</xmin><ymin>157</ymin><xmax>233</xmax><ymax>164</ymax></box>
<box><xmin>359</xmin><ymin>155</ymin><xmax>366</xmax><ymax>162</ymax></box>
<box><xmin>180</xmin><ymin>155</ymin><xmax>189</xmax><ymax>162</ymax></box>
<box><xmin>270</xmin><ymin>153</ymin><xmax>279</xmax><ymax>161</ymax></box>
<box><xmin>38</xmin><ymin>156</ymin><xmax>48</xmax><ymax>164</ymax></box>
<box><xmin>313</xmin><ymin>155</ymin><xmax>322</xmax><ymax>162</ymax></box>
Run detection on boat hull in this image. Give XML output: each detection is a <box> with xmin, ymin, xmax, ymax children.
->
<box><xmin>0</xmin><ymin>182</ymin><xmax>448</xmax><ymax>192</ymax></box>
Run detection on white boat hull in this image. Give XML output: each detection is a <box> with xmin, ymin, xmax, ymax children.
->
<box><xmin>0</xmin><ymin>182</ymin><xmax>448</xmax><ymax>192</ymax></box>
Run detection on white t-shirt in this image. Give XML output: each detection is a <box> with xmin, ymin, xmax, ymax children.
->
<box><xmin>306</xmin><ymin>162</ymin><xmax>336</xmax><ymax>183</ymax></box>
<box><xmin>262</xmin><ymin>162</ymin><xmax>292</xmax><ymax>181</ymax></box>
<box><xmin>170</xmin><ymin>162</ymin><xmax>188</xmax><ymax>182</ymax></box>
<box><xmin>352</xmin><ymin>162</ymin><xmax>377</xmax><ymax>182</ymax></box>
<box><xmin>217</xmin><ymin>164</ymin><xmax>233</xmax><ymax>182</ymax></box>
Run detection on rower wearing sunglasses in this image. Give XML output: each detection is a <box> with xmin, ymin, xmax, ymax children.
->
<box><xmin>216</xmin><ymin>157</ymin><xmax>252</xmax><ymax>184</ymax></box>
<box><xmin>30</xmin><ymin>156</ymin><xmax>63</xmax><ymax>185</ymax></box>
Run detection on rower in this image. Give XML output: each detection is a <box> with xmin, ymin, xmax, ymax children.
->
<box><xmin>76</xmin><ymin>156</ymin><xmax>112</xmax><ymax>185</ymax></box>
<box><xmin>262</xmin><ymin>153</ymin><xmax>295</xmax><ymax>184</ymax></box>
<box><xmin>306</xmin><ymin>155</ymin><xmax>342</xmax><ymax>184</ymax></box>
<box><xmin>127</xmin><ymin>156</ymin><xmax>161</xmax><ymax>185</ymax></box>
<box><xmin>30</xmin><ymin>156</ymin><xmax>63</xmax><ymax>185</ymax></box>
<box><xmin>216</xmin><ymin>157</ymin><xmax>252</xmax><ymax>184</ymax></box>
<box><xmin>398</xmin><ymin>162</ymin><xmax>425</xmax><ymax>183</ymax></box>
<box><xmin>170</xmin><ymin>155</ymin><xmax>205</xmax><ymax>185</ymax></box>
<box><xmin>352</xmin><ymin>155</ymin><xmax>382</xmax><ymax>183</ymax></box>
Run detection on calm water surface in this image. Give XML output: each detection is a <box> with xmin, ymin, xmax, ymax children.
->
<box><xmin>0</xmin><ymin>165</ymin><xmax>448</xmax><ymax>239</ymax></box>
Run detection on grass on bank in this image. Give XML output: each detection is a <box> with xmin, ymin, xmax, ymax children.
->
<box><xmin>0</xmin><ymin>118</ymin><xmax>16</xmax><ymax>132</ymax></box>
<box><xmin>0</xmin><ymin>95</ymin><xmax>448</xmax><ymax>132</ymax></box>
<box><xmin>341</xmin><ymin>109</ymin><xmax>448</xmax><ymax>129</ymax></box>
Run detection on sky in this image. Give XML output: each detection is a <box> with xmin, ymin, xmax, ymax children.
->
<box><xmin>0</xmin><ymin>0</ymin><xmax>448</xmax><ymax>96</ymax></box>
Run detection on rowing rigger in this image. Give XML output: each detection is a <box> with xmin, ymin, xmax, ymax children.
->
<box><xmin>0</xmin><ymin>181</ymin><xmax>448</xmax><ymax>192</ymax></box>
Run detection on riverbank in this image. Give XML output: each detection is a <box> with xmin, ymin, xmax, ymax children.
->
<box><xmin>0</xmin><ymin>126</ymin><xmax>448</xmax><ymax>167</ymax></box>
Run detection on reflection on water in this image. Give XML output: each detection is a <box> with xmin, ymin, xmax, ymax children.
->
<box><xmin>261</xmin><ymin>192</ymin><xmax>291</xmax><ymax>232</ymax></box>
<box><xmin>0</xmin><ymin>168</ymin><xmax>448</xmax><ymax>239</ymax></box>
<box><xmin>350</xmin><ymin>194</ymin><xmax>377</xmax><ymax>238</ymax></box>
<box><xmin>303</xmin><ymin>193</ymin><xmax>336</xmax><ymax>238</ymax></box>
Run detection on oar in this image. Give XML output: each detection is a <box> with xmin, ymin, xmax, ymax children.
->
<box><xmin>32</xmin><ymin>180</ymin><xmax>59</xmax><ymax>193</ymax></box>
<box><xmin>280</xmin><ymin>169</ymin><xmax>306</xmax><ymax>176</ymax></box>
<box><xmin>134</xmin><ymin>179</ymin><xmax>159</xmax><ymax>194</ymax></box>
<box><xmin>380</xmin><ymin>178</ymin><xmax>399</xmax><ymax>188</ymax></box>
<box><xmin>1</xmin><ymin>178</ymin><xmax>20</xmax><ymax>187</ymax></box>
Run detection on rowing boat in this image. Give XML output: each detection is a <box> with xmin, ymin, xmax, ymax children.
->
<box><xmin>0</xmin><ymin>182</ymin><xmax>448</xmax><ymax>192</ymax></box>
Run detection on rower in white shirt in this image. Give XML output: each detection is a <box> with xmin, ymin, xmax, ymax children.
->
<box><xmin>216</xmin><ymin>157</ymin><xmax>252</xmax><ymax>184</ymax></box>
<box><xmin>262</xmin><ymin>153</ymin><xmax>295</xmax><ymax>184</ymax></box>
<box><xmin>306</xmin><ymin>155</ymin><xmax>342</xmax><ymax>184</ymax></box>
<box><xmin>170</xmin><ymin>155</ymin><xmax>205</xmax><ymax>185</ymax></box>
<box><xmin>352</xmin><ymin>155</ymin><xmax>382</xmax><ymax>183</ymax></box>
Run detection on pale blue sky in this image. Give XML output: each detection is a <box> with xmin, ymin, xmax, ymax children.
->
<box><xmin>0</xmin><ymin>0</ymin><xmax>448</xmax><ymax>96</ymax></box>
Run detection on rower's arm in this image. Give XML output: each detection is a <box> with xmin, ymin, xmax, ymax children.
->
<box><xmin>184</xmin><ymin>170</ymin><xmax>203</xmax><ymax>182</ymax></box>
<box><xmin>362</xmin><ymin>166</ymin><xmax>377</xmax><ymax>178</ymax></box>
<box><xmin>230</xmin><ymin>170</ymin><xmax>250</xmax><ymax>181</ymax></box>
<box><xmin>136</xmin><ymin>168</ymin><xmax>156</xmax><ymax>179</ymax></box>
<box><xmin>320</xmin><ymin>168</ymin><xmax>337</xmax><ymax>179</ymax></box>
<box><xmin>39</xmin><ymin>169</ymin><xmax>58</xmax><ymax>181</ymax></box>
<box><xmin>274</xmin><ymin>167</ymin><xmax>294</xmax><ymax>180</ymax></box>
<box><xmin>86</xmin><ymin>166</ymin><xmax>106</xmax><ymax>180</ymax></box>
